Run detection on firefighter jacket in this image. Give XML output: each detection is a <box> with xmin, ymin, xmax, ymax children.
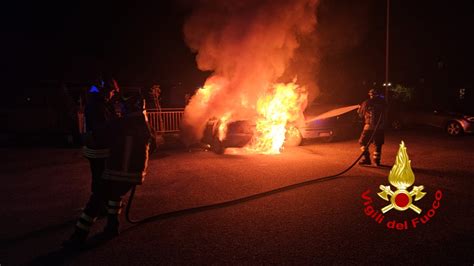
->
<box><xmin>358</xmin><ymin>97</ymin><xmax>386</xmax><ymax>130</ymax></box>
<box><xmin>102</xmin><ymin>111</ymin><xmax>154</xmax><ymax>185</ymax></box>
<box><xmin>83</xmin><ymin>95</ymin><xmax>115</xmax><ymax>159</ymax></box>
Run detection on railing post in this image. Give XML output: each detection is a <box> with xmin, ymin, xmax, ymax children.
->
<box><xmin>145</xmin><ymin>108</ymin><xmax>184</xmax><ymax>134</ymax></box>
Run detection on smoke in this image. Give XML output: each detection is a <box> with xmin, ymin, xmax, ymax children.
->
<box><xmin>181</xmin><ymin>0</ymin><xmax>320</xmax><ymax>145</ymax></box>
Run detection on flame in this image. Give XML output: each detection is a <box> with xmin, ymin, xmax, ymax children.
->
<box><xmin>186</xmin><ymin>79</ymin><xmax>308</xmax><ymax>154</ymax></box>
<box><xmin>180</xmin><ymin>0</ymin><xmax>320</xmax><ymax>149</ymax></box>
<box><xmin>198</xmin><ymin>80</ymin><xmax>308</xmax><ymax>155</ymax></box>
<box><xmin>218</xmin><ymin>113</ymin><xmax>231</xmax><ymax>141</ymax></box>
<box><xmin>245</xmin><ymin>81</ymin><xmax>307</xmax><ymax>154</ymax></box>
<box><xmin>388</xmin><ymin>141</ymin><xmax>415</xmax><ymax>189</ymax></box>
<box><xmin>195</xmin><ymin>84</ymin><xmax>216</xmax><ymax>105</ymax></box>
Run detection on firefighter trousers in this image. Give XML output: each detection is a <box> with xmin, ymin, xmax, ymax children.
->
<box><xmin>88</xmin><ymin>158</ymin><xmax>105</xmax><ymax>193</ymax></box>
<box><xmin>359</xmin><ymin>129</ymin><xmax>384</xmax><ymax>162</ymax></box>
<box><xmin>76</xmin><ymin>180</ymin><xmax>133</xmax><ymax>233</ymax></box>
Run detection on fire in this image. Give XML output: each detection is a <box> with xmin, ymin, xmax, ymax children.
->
<box><xmin>246</xmin><ymin>81</ymin><xmax>307</xmax><ymax>154</ymax></box>
<box><xmin>191</xmin><ymin>80</ymin><xmax>307</xmax><ymax>154</ymax></box>
<box><xmin>180</xmin><ymin>0</ymin><xmax>320</xmax><ymax>150</ymax></box>
<box><xmin>217</xmin><ymin>113</ymin><xmax>231</xmax><ymax>141</ymax></box>
<box><xmin>202</xmin><ymin>80</ymin><xmax>307</xmax><ymax>155</ymax></box>
<box><xmin>194</xmin><ymin>84</ymin><xmax>216</xmax><ymax>106</ymax></box>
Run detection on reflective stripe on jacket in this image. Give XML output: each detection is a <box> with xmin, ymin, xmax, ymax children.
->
<box><xmin>82</xmin><ymin>146</ymin><xmax>110</xmax><ymax>159</ymax></box>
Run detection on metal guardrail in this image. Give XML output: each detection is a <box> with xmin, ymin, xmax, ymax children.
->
<box><xmin>146</xmin><ymin>108</ymin><xmax>184</xmax><ymax>133</ymax></box>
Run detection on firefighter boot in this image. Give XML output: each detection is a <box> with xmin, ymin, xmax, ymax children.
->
<box><xmin>359</xmin><ymin>146</ymin><xmax>371</xmax><ymax>165</ymax></box>
<box><xmin>62</xmin><ymin>228</ymin><xmax>88</xmax><ymax>249</ymax></box>
<box><xmin>102</xmin><ymin>216</ymin><xmax>120</xmax><ymax>239</ymax></box>
<box><xmin>62</xmin><ymin>213</ymin><xmax>96</xmax><ymax>249</ymax></box>
<box><xmin>102</xmin><ymin>200</ymin><xmax>122</xmax><ymax>238</ymax></box>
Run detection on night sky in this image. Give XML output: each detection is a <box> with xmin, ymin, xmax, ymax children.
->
<box><xmin>1</xmin><ymin>0</ymin><xmax>473</xmax><ymax>105</ymax></box>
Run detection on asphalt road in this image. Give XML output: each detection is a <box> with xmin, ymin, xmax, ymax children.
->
<box><xmin>1</xmin><ymin>127</ymin><xmax>473</xmax><ymax>265</ymax></box>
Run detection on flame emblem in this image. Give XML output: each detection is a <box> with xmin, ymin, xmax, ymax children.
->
<box><xmin>378</xmin><ymin>141</ymin><xmax>426</xmax><ymax>214</ymax></box>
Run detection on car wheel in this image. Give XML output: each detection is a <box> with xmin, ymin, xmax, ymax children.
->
<box><xmin>209</xmin><ymin>134</ymin><xmax>225</xmax><ymax>154</ymax></box>
<box><xmin>391</xmin><ymin>119</ymin><xmax>402</xmax><ymax>130</ymax></box>
<box><xmin>284</xmin><ymin>126</ymin><xmax>302</xmax><ymax>147</ymax></box>
<box><xmin>446</xmin><ymin>121</ymin><xmax>463</xmax><ymax>136</ymax></box>
<box><xmin>321</xmin><ymin>134</ymin><xmax>335</xmax><ymax>143</ymax></box>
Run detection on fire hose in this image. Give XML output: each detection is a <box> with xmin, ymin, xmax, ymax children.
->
<box><xmin>125</xmin><ymin>111</ymin><xmax>383</xmax><ymax>225</ymax></box>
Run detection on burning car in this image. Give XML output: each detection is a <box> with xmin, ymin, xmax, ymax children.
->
<box><xmin>202</xmin><ymin>119</ymin><xmax>254</xmax><ymax>154</ymax></box>
<box><xmin>202</xmin><ymin>104</ymin><xmax>361</xmax><ymax>153</ymax></box>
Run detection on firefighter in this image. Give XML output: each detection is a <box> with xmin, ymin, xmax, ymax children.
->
<box><xmin>63</xmin><ymin>93</ymin><xmax>155</xmax><ymax>249</ymax></box>
<box><xmin>62</xmin><ymin>83</ymin><xmax>116</xmax><ymax>249</ymax></box>
<box><xmin>82</xmin><ymin>84</ymin><xmax>116</xmax><ymax>193</ymax></box>
<box><xmin>358</xmin><ymin>88</ymin><xmax>386</xmax><ymax>166</ymax></box>
<box><xmin>100</xmin><ymin>93</ymin><xmax>155</xmax><ymax>237</ymax></box>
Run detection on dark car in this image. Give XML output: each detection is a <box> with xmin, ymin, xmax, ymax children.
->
<box><xmin>202</xmin><ymin>104</ymin><xmax>362</xmax><ymax>153</ymax></box>
<box><xmin>392</xmin><ymin>107</ymin><xmax>474</xmax><ymax>136</ymax></box>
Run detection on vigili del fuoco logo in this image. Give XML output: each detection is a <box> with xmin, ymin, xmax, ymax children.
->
<box><xmin>361</xmin><ymin>141</ymin><xmax>443</xmax><ymax>230</ymax></box>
